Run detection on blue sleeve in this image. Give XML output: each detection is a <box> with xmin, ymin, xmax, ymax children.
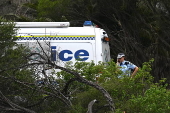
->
<box><xmin>127</xmin><ymin>62</ymin><xmax>136</xmax><ymax>70</ymax></box>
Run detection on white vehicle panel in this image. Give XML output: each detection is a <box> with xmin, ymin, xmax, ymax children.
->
<box><xmin>50</xmin><ymin>42</ymin><xmax>95</xmax><ymax>67</ymax></box>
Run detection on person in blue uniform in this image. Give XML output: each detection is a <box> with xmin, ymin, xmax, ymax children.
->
<box><xmin>116</xmin><ymin>53</ymin><xmax>138</xmax><ymax>78</ymax></box>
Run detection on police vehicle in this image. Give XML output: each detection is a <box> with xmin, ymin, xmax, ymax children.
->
<box><xmin>15</xmin><ymin>21</ymin><xmax>111</xmax><ymax>67</ymax></box>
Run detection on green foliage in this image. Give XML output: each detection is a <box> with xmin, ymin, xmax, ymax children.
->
<box><xmin>0</xmin><ymin>18</ymin><xmax>17</xmax><ymax>50</ymax></box>
<box><xmin>58</xmin><ymin>59</ymin><xmax>170</xmax><ymax>113</ymax></box>
<box><xmin>0</xmin><ymin>18</ymin><xmax>28</xmax><ymax>71</ymax></box>
<box><xmin>125</xmin><ymin>85</ymin><xmax>170</xmax><ymax>113</ymax></box>
<box><xmin>0</xmin><ymin>18</ymin><xmax>37</xmax><ymax>110</ymax></box>
<box><xmin>37</xmin><ymin>0</ymin><xmax>69</xmax><ymax>21</ymax></box>
<box><xmin>24</xmin><ymin>2</ymin><xmax>38</xmax><ymax>10</ymax></box>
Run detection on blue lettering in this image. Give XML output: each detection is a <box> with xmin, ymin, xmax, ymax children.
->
<box><xmin>59</xmin><ymin>50</ymin><xmax>73</xmax><ymax>61</ymax></box>
<box><xmin>51</xmin><ymin>46</ymin><xmax>89</xmax><ymax>61</ymax></box>
<box><xmin>51</xmin><ymin>46</ymin><xmax>57</xmax><ymax>61</ymax></box>
<box><xmin>75</xmin><ymin>50</ymin><xmax>89</xmax><ymax>61</ymax></box>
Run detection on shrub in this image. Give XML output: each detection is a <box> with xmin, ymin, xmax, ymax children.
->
<box><xmin>59</xmin><ymin>59</ymin><xmax>170</xmax><ymax>113</ymax></box>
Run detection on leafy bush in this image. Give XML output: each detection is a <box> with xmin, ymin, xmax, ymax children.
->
<box><xmin>125</xmin><ymin>85</ymin><xmax>170</xmax><ymax>113</ymax></box>
<box><xmin>61</xmin><ymin>59</ymin><xmax>170</xmax><ymax>113</ymax></box>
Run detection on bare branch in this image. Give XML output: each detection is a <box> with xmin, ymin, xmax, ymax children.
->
<box><xmin>87</xmin><ymin>99</ymin><xmax>98</xmax><ymax>113</ymax></box>
<box><xmin>51</xmin><ymin>63</ymin><xmax>115</xmax><ymax>111</ymax></box>
<box><xmin>0</xmin><ymin>91</ymin><xmax>36</xmax><ymax>113</ymax></box>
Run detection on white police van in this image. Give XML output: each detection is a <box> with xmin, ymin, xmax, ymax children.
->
<box><xmin>15</xmin><ymin>21</ymin><xmax>111</xmax><ymax>69</ymax></box>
